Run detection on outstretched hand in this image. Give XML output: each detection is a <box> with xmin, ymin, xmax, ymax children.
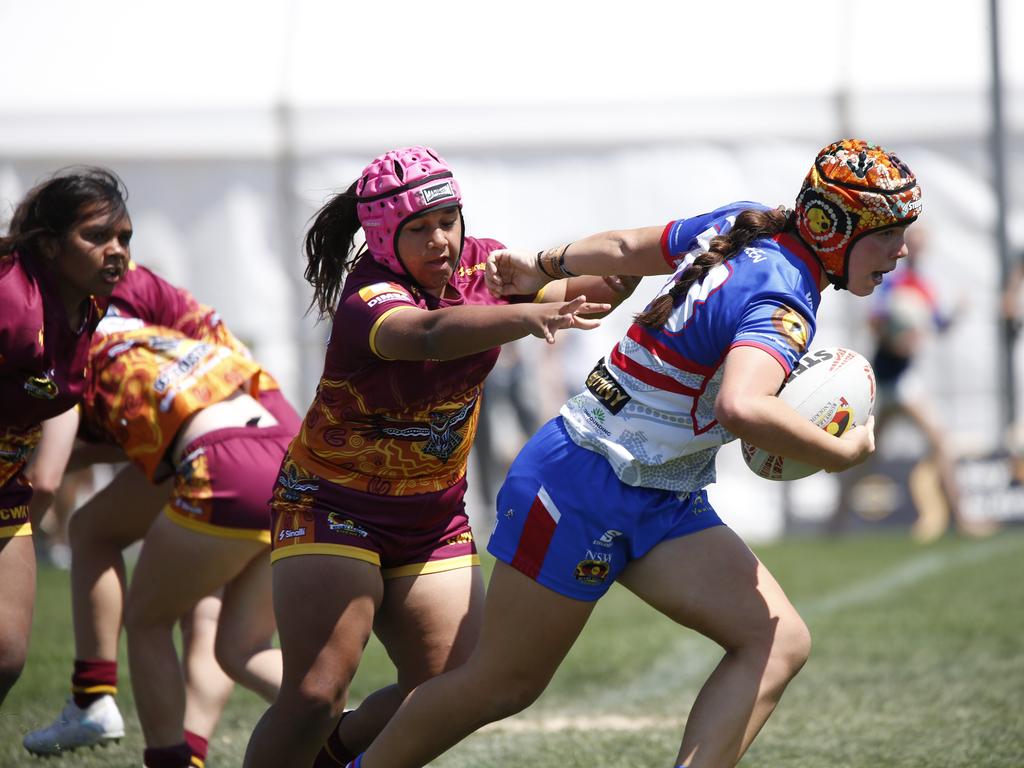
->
<box><xmin>525</xmin><ymin>295</ymin><xmax>611</xmax><ymax>343</ymax></box>
<box><xmin>487</xmin><ymin>249</ymin><xmax>548</xmax><ymax>297</ymax></box>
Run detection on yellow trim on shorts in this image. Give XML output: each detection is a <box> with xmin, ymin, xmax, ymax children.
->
<box><xmin>270</xmin><ymin>543</ymin><xmax>382</xmax><ymax>566</ymax></box>
<box><xmin>382</xmin><ymin>553</ymin><xmax>480</xmax><ymax>580</ymax></box>
<box><xmin>368</xmin><ymin>304</ymin><xmax>417</xmax><ymax>360</ymax></box>
<box><xmin>72</xmin><ymin>683</ymin><xmax>118</xmax><ymax>695</ymax></box>
<box><xmin>0</xmin><ymin>521</ymin><xmax>32</xmax><ymax>539</ymax></box>
<box><xmin>164</xmin><ymin>508</ymin><xmax>272</xmax><ymax>544</ymax></box>
<box><xmin>534</xmin><ymin>284</ymin><xmax>548</xmax><ymax>302</ymax></box>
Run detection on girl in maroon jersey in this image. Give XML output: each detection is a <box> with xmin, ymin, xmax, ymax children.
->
<box><xmin>242</xmin><ymin>147</ymin><xmax>635</xmax><ymax>768</ymax></box>
<box><xmin>0</xmin><ymin>167</ymin><xmax>130</xmax><ymax>704</ymax></box>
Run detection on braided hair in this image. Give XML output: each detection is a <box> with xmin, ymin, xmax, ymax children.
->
<box><xmin>634</xmin><ymin>207</ymin><xmax>793</xmax><ymax>329</ymax></box>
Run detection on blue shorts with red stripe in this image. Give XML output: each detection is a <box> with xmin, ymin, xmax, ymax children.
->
<box><xmin>488</xmin><ymin>417</ymin><xmax>725</xmax><ymax>601</ymax></box>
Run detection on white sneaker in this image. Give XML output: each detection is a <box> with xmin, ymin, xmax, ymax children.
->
<box><xmin>23</xmin><ymin>695</ymin><xmax>125</xmax><ymax>755</ymax></box>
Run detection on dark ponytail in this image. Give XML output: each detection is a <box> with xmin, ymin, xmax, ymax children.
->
<box><xmin>304</xmin><ymin>180</ymin><xmax>365</xmax><ymax>319</ymax></box>
<box><xmin>1</xmin><ymin>166</ymin><xmax>128</xmax><ymax>259</ymax></box>
<box><xmin>635</xmin><ymin>207</ymin><xmax>793</xmax><ymax>329</ymax></box>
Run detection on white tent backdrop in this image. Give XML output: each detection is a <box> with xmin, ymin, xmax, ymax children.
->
<box><xmin>2</xmin><ymin>0</ymin><xmax>1022</xmax><ymax>538</ymax></box>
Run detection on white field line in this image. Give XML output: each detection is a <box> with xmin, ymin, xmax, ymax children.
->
<box><xmin>480</xmin><ymin>535</ymin><xmax>1024</xmax><ymax>735</ymax></box>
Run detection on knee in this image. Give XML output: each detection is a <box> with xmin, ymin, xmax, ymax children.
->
<box><xmin>768</xmin><ymin>611</ymin><xmax>812</xmax><ymax>681</ymax></box>
<box><xmin>0</xmin><ymin>639</ymin><xmax>27</xmax><ymax>700</ymax></box>
<box><xmin>475</xmin><ymin>669</ymin><xmax>547</xmax><ymax>722</ymax></box>
<box><xmin>279</xmin><ymin>675</ymin><xmax>349</xmax><ymax>726</ymax></box>
<box><xmin>124</xmin><ymin>595</ymin><xmax>172</xmax><ymax>635</ymax></box>
<box><xmin>213</xmin><ymin>633</ymin><xmax>271</xmax><ymax>683</ymax></box>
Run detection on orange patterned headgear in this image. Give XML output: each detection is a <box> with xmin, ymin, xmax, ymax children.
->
<box><xmin>795</xmin><ymin>139</ymin><xmax>922</xmax><ymax>289</ymax></box>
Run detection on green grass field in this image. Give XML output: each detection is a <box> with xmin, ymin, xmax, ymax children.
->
<box><xmin>3</xmin><ymin>530</ymin><xmax>1022</xmax><ymax>767</ymax></box>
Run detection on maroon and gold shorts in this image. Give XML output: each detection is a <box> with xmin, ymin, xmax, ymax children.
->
<box><xmin>0</xmin><ymin>474</ymin><xmax>32</xmax><ymax>540</ymax></box>
<box><xmin>269</xmin><ymin>458</ymin><xmax>478</xmax><ymax>579</ymax></box>
<box><xmin>0</xmin><ymin>426</ymin><xmax>42</xmax><ymax>539</ymax></box>
<box><xmin>164</xmin><ymin>424</ymin><xmax>294</xmax><ymax>543</ymax></box>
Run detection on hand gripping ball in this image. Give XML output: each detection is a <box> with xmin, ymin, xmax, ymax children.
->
<box><xmin>741</xmin><ymin>347</ymin><xmax>876</xmax><ymax>481</ymax></box>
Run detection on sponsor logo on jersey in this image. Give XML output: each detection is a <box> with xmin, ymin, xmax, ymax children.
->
<box><xmin>358</xmin><ymin>282</ymin><xmax>409</xmax><ymax>308</ymax></box>
<box><xmin>24</xmin><ymin>371</ymin><xmax>58</xmax><ymax>400</ymax></box>
<box><xmin>585</xmin><ymin>359</ymin><xmax>631</xmax><ymax>415</ymax></box>
<box><xmin>574</xmin><ymin>558</ymin><xmax>611</xmax><ymax>585</ymax></box>
<box><xmin>420</xmin><ymin>181</ymin><xmax>456</xmax><ymax>206</ymax></box>
<box><xmin>770</xmin><ymin>306</ymin><xmax>809</xmax><ymax>352</ymax></box>
<box><xmin>278</xmin><ymin>526</ymin><xmax>307</xmax><ymax>541</ymax></box>
<box><xmin>326</xmin><ymin>513</ymin><xmax>369</xmax><ymax>538</ymax></box>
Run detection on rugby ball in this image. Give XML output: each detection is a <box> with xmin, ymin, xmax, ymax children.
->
<box><xmin>740</xmin><ymin>347</ymin><xmax>875</xmax><ymax>481</ymax></box>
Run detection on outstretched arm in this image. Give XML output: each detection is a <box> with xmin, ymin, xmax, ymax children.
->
<box><xmin>486</xmin><ymin>226</ymin><xmax>671</xmax><ymax>298</ymax></box>
<box><xmin>373</xmin><ymin>296</ymin><xmax>612</xmax><ymax>362</ymax></box>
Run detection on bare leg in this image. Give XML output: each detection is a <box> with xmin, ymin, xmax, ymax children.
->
<box><xmin>0</xmin><ymin>535</ymin><xmax>35</xmax><ymax>704</ymax></box>
<box><xmin>180</xmin><ymin>593</ymin><xmax>235</xmax><ymax>738</ymax></box>
<box><xmin>243</xmin><ymin>555</ymin><xmax>383</xmax><ymax>768</ymax></box>
<box><xmin>333</xmin><ymin>565</ymin><xmax>485</xmax><ymax>754</ymax></box>
<box><xmin>617</xmin><ymin>526</ymin><xmax>811</xmax><ymax>768</ymax></box>
<box><xmin>67</xmin><ymin>468</ymin><xmax>167</xmax><ymax>660</ymax></box>
<box><xmin>362</xmin><ymin>563</ymin><xmax>594</xmax><ymax>768</ymax></box>
<box><xmin>125</xmin><ymin>514</ymin><xmax>272</xmax><ymax>748</ymax></box>
<box><xmin>214</xmin><ymin>550</ymin><xmax>280</xmax><ymax>701</ymax></box>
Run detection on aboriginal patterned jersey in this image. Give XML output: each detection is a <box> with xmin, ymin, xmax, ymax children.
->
<box><xmin>287</xmin><ymin>236</ymin><xmax>533</xmax><ymax>498</ymax></box>
<box><xmin>0</xmin><ymin>252</ymin><xmax>105</xmax><ymax>486</ymax></box>
<box><xmin>81</xmin><ymin>324</ymin><xmax>261</xmax><ymax>481</ymax></box>
<box><xmin>108</xmin><ymin>263</ymin><xmax>291</xmax><ymax>417</ymax></box>
<box><xmin>561</xmin><ymin>202</ymin><xmax>823</xmax><ymax>492</ymax></box>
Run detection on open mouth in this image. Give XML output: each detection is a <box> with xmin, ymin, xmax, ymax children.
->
<box><xmin>101</xmin><ymin>264</ymin><xmax>125</xmax><ymax>283</ymax></box>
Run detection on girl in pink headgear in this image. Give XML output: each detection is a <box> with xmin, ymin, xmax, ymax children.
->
<box><xmin>243</xmin><ymin>146</ymin><xmax>634</xmax><ymax>767</ymax></box>
<box><xmin>343</xmin><ymin>139</ymin><xmax>920</xmax><ymax>768</ymax></box>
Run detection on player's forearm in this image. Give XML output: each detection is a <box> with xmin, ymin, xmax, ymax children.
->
<box><xmin>417</xmin><ymin>304</ymin><xmax>538</xmax><ymax>361</ymax></box>
<box><xmin>555</xmin><ymin>227</ymin><xmax>670</xmax><ymax>277</ymax></box>
<box><xmin>717</xmin><ymin>394</ymin><xmax>858</xmax><ymax>472</ymax></box>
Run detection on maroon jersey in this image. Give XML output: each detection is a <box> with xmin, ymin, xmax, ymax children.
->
<box><xmin>103</xmin><ymin>262</ymin><xmax>299</xmax><ymax>430</ymax></box>
<box><xmin>0</xmin><ymin>252</ymin><xmax>105</xmax><ymax>490</ymax></box>
<box><xmin>287</xmin><ymin>236</ymin><xmax>535</xmax><ymax>498</ymax></box>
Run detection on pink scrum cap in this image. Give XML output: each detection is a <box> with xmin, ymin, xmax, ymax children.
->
<box><xmin>355</xmin><ymin>146</ymin><xmax>462</xmax><ymax>275</ymax></box>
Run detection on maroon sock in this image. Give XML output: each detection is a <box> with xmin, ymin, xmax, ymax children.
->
<box><xmin>71</xmin><ymin>658</ymin><xmax>118</xmax><ymax>709</ymax></box>
<box><xmin>312</xmin><ymin>712</ymin><xmax>354</xmax><ymax>767</ymax></box>
<box><xmin>184</xmin><ymin>730</ymin><xmax>209</xmax><ymax>766</ymax></box>
<box><xmin>143</xmin><ymin>742</ymin><xmax>193</xmax><ymax>768</ymax></box>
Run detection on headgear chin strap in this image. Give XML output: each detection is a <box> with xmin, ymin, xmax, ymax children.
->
<box><xmin>795</xmin><ymin>139</ymin><xmax>922</xmax><ymax>289</ymax></box>
<box><xmin>355</xmin><ymin>146</ymin><xmax>463</xmax><ymax>277</ymax></box>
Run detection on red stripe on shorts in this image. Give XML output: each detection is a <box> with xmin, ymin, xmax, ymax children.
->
<box><xmin>510</xmin><ymin>487</ymin><xmax>559</xmax><ymax>579</ymax></box>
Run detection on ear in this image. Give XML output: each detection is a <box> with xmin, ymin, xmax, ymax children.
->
<box><xmin>38</xmin><ymin>235</ymin><xmax>60</xmax><ymax>261</ymax></box>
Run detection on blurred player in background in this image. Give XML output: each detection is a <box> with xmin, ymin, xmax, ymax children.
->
<box><xmin>23</xmin><ymin>262</ymin><xmax>301</xmax><ymax>768</ymax></box>
<box><xmin>832</xmin><ymin>226</ymin><xmax>985</xmax><ymax>540</ymax></box>
<box><xmin>343</xmin><ymin>138</ymin><xmax>915</xmax><ymax>768</ymax></box>
<box><xmin>242</xmin><ymin>146</ymin><xmax>636</xmax><ymax>768</ymax></box>
<box><xmin>0</xmin><ymin>167</ymin><xmax>129</xmax><ymax>705</ymax></box>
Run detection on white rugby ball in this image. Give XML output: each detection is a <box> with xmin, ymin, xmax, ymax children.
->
<box><xmin>741</xmin><ymin>347</ymin><xmax>876</xmax><ymax>481</ymax></box>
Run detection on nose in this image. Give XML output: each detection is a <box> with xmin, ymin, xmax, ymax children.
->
<box><xmin>105</xmin><ymin>237</ymin><xmax>127</xmax><ymax>259</ymax></box>
<box><xmin>427</xmin><ymin>226</ymin><xmax>447</xmax><ymax>249</ymax></box>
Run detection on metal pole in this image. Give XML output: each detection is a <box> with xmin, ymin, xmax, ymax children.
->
<box><xmin>989</xmin><ymin>0</ymin><xmax>1016</xmax><ymax>429</ymax></box>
